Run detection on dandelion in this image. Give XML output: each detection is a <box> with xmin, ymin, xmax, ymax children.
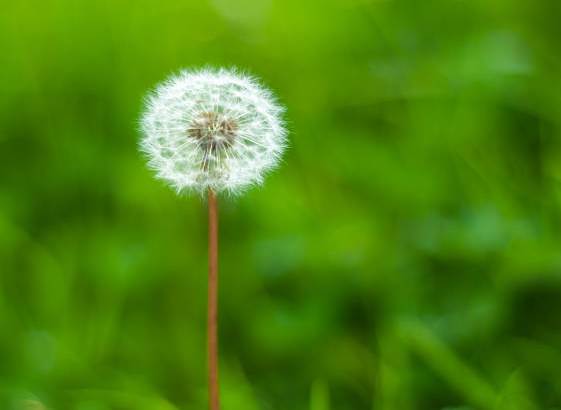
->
<box><xmin>139</xmin><ymin>67</ymin><xmax>287</xmax><ymax>410</ymax></box>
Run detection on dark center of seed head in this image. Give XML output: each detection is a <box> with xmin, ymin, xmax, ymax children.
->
<box><xmin>187</xmin><ymin>111</ymin><xmax>238</xmax><ymax>152</ymax></box>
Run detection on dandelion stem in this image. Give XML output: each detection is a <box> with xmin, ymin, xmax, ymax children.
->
<box><xmin>207</xmin><ymin>188</ymin><xmax>220</xmax><ymax>410</ymax></box>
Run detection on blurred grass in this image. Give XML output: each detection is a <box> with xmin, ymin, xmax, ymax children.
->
<box><xmin>2</xmin><ymin>0</ymin><xmax>561</xmax><ymax>408</ymax></box>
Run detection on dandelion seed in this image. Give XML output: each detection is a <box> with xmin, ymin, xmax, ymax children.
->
<box><xmin>140</xmin><ymin>67</ymin><xmax>287</xmax><ymax>195</ymax></box>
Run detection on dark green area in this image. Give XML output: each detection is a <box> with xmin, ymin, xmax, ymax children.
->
<box><xmin>2</xmin><ymin>0</ymin><xmax>561</xmax><ymax>409</ymax></box>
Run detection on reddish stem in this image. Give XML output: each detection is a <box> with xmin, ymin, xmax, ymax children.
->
<box><xmin>207</xmin><ymin>189</ymin><xmax>219</xmax><ymax>410</ymax></box>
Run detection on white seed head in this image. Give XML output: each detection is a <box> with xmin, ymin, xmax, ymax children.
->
<box><xmin>140</xmin><ymin>67</ymin><xmax>287</xmax><ymax>195</ymax></box>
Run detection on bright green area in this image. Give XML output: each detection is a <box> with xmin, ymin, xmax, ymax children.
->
<box><xmin>2</xmin><ymin>0</ymin><xmax>561</xmax><ymax>409</ymax></box>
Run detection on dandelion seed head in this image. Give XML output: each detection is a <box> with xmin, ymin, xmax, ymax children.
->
<box><xmin>140</xmin><ymin>67</ymin><xmax>287</xmax><ymax>195</ymax></box>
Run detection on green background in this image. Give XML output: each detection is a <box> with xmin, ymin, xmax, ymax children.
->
<box><xmin>2</xmin><ymin>0</ymin><xmax>561</xmax><ymax>409</ymax></box>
